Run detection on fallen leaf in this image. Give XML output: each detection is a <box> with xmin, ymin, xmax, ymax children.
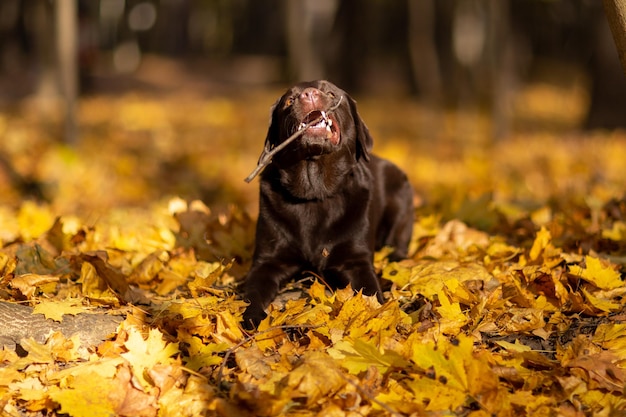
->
<box><xmin>10</xmin><ymin>273</ymin><xmax>59</xmax><ymax>298</ymax></box>
<box><xmin>494</xmin><ymin>339</ymin><xmax>533</xmax><ymax>353</ymax></box>
<box><xmin>328</xmin><ymin>338</ymin><xmax>409</xmax><ymax>375</ymax></box>
<box><xmin>32</xmin><ymin>299</ymin><xmax>86</xmax><ymax>322</ymax></box>
<box><xmin>121</xmin><ymin>327</ymin><xmax>180</xmax><ymax>390</ymax></box>
<box><xmin>566</xmin><ymin>350</ymin><xmax>626</xmax><ymax>392</ymax></box>
<box><xmin>569</xmin><ymin>256</ymin><xmax>623</xmax><ymax>290</ymax></box>
<box><xmin>286</xmin><ymin>351</ymin><xmax>346</xmax><ymax>406</ymax></box>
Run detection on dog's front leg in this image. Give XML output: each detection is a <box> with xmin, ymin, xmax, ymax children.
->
<box><xmin>242</xmin><ymin>261</ymin><xmax>300</xmax><ymax>329</ymax></box>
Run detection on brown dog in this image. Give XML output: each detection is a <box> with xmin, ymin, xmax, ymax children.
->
<box><xmin>242</xmin><ymin>80</ymin><xmax>413</xmax><ymax>328</ymax></box>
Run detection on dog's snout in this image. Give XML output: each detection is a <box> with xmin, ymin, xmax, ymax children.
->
<box><xmin>300</xmin><ymin>88</ymin><xmax>321</xmax><ymax>104</ymax></box>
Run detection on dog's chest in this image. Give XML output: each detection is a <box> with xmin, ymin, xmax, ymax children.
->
<box><xmin>284</xmin><ymin>193</ymin><xmax>369</xmax><ymax>259</ymax></box>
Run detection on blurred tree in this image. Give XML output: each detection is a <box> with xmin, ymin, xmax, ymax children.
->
<box><xmin>285</xmin><ymin>0</ymin><xmax>337</xmax><ymax>81</ymax></box>
<box><xmin>449</xmin><ymin>0</ymin><xmax>514</xmax><ymax>139</ymax></box>
<box><xmin>56</xmin><ymin>0</ymin><xmax>78</xmax><ymax>145</ymax></box>
<box><xmin>587</xmin><ymin>3</ymin><xmax>626</xmax><ymax>129</ymax></box>
<box><xmin>32</xmin><ymin>1</ymin><xmax>57</xmax><ymax>104</ymax></box>
<box><xmin>1</xmin><ymin>0</ymin><xmax>625</xmax><ymax>133</ymax></box>
<box><xmin>408</xmin><ymin>0</ymin><xmax>442</xmax><ymax>106</ymax></box>
<box><xmin>603</xmin><ymin>0</ymin><xmax>626</xmax><ymax>74</ymax></box>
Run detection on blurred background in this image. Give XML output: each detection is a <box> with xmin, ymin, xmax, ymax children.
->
<box><xmin>0</xmin><ymin>0</ymin><xmax>625</xmax><ymax>226</ymax></box>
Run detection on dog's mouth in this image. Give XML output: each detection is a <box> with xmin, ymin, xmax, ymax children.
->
<box><xmin>297</xmin><ymin>110</ymin><xmax>340</xmax><ymax>145</ymax></box>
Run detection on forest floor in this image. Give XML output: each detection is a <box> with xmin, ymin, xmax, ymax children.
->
<box><xmin>0</xmin><ymin>75</ymin><xmax>625</xmax><ymax>416</ymax></box>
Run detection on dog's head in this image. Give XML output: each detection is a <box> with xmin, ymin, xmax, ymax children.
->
<box><xmin>261</xmin><ymin>80</ymin><xmax>373</xmax><ymax>166</ymax></box>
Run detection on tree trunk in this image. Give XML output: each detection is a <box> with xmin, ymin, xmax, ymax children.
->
<box><xmin>408</xmin><ymin>0</ymin><xmax>442</xmax><ymax>104</ymax></box>
<box><xmin>285</xmin><ymin>0</ymin><xmax>330</xmax><ymax>81</ymax></box>
<box><xmin>55</xmin><ymin>0</ymin><xmax>79</xmax><ymax>145</ymax></box>
<box><xmin>586</xmin><ymin>6</ymin><xmax>626</xmax><ymax>129</ymax></box>
<box><xmin>603</xmin><ymin>0</ymin><xmax>626</xmax><ymax>75</ymax></box>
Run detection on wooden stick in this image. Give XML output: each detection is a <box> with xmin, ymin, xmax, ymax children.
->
<box><xmin>244</xmin><ymin>96</ymin><xmax>343</xmax><ymax>183</ymax></box>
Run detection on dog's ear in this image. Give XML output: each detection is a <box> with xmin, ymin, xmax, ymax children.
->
<box><xmin>256</xmin><ymin>99</ymin><xmax>281</xmax><ymax>165</ymax></box>
<box><xmin>348</xmin><ymin>95</ymin><xmax>372</xmax><ymax>162</ymax></box>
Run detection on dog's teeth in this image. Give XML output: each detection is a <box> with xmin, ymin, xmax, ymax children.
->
<box><xmin>298</xmin><ymin>122</ymin><xmax>306</xmax><ymax>130</ymax></box>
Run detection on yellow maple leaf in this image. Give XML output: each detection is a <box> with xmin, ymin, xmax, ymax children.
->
<box><xmin>374</xmin><ymin>379</ymin><xmax>425</xmax><ymax>415</ymax></box>
<box><xmin>497</xmin><ymin>307</ymin><xmax>545</xmax><ymax>333</ymax></box>
<box><xmin>581</xmin><ymin>288</ymin><xmax>621</xmax><ymax>313</ymax></box>
<box><xmin>328</xmin><ymin>338</ymin><xmax>409</xmax><ymax>375</ymax></box>
<box><xmin>382</xmin><ymin>262</ymin><xmax>413</xmax><ymax>287</ymax></box>
<box><xmin>184</xmin><ymin>337</ymin><xmax>228</xmax><ymax>371</ymax></box>
<box><xmin>410</xmin><ymin>338</ymin><xmax>468</xmax><ymax>392</ymax></box>
<box><xmin>18</xmin><ymin>337</ymin><xmax>55</xmax><ymax>364</ymax></box>
<box><xmin>164</xmin><ymin>296</ymin><xmax>220</xmax><ymax>320</ymax></box>
<box><xmin>494</xmin><ymin>339</ymin><xmax>533</xmax><ymax>353</ymax></box>
<box><xmin>270</xmin><ymin>298</ymin><xmax>310</xmax><ymax>325</ymax></box>
<box><xmin>333</xmin><ymin>291</ymin><xmax>386</xmax><ymax>340</ymax></box>
<box><xmin>49</xmin><ymin>370</ymin><xmax>120</xmax><ymax>417</ymax></box>
<box><xmin>214</xmin><ymin>309</ymin><xmax>245</xmax><ymax>343</ymax></box>
<box><xmin>579</xmin><ymin>390</ymin><xmax>626</xmax><ymax>415</ymax></box>
<box><xmin>566</xmin><ymin>350</ymin><xmax>626</xmax><ymax>392</ymax></box>
<box><xmin>569</xmin><ymin>256</ymin><xmax>623</xmax><ymax>290</ymax></box>
<box><xmin>235</xmin><ymin>345</ymin><xmax>275</xmax><ymax>381</ymax></box>
<box><xmin>159</xmin><ymin>375</ymin><xmax>215</xmax><ymax>417</ymax></box>
<box><xmin>430</xmin><ymin>289</ymin><xmax>472</xmax><ymax>336</ymax></box>
<box><xmin>51</xmin><ymin>357</ymin><xmax>125</xmax><ymax>383</ymax></box>
<box><xmin>187</xmin><ymin>261</ymin><xmax>227</xmax><ymax>297</ymax></box>
<box><xmin>0</xmin><ymin>366</ymin><xmax>23</xmax><ymax>385</ymax></box>
<box><xmin>286</xmin><ymin>351</ymin><xmax>346</xmax><ymax>406</ymax></box>
<box><xmin>308</xmin><ymin>280</ymin><xmax>335</xmax><ymax>304</ymax></box>
<box><xmin>53</xmin><ymin>345</ymin><xmax>150</xmax><ymax>417</ymax></box>
<box><xmin>387</xmin><ymin>260</ymin><xmax>493</xmax><ymax>303</ymax></box>
<box><xmin>593</xmin><ymin>323</ymin><xmax>626</xmax><ymax>357</ymax></box>
<box><xmin>406</xmin><ymin>375</ymin><xmax>468</xmax><ymax>411</ymax></box>
<box><xmin>158</xmin><ymin>252</ymin><xmax>202</xmax><ymax>294</ymax></box>
<box><xmin>406</xmin><ymin>335</ymin><xmax>501</xmax><ymax>412</ymax></box>
<box><xmin>10</xmin><ymin>273</ymin><xmax>59</xmax><ymax>298</ymax></box>
<box><xmin>10</xmin><ymin>377</ymin><xmax>49</xmax><ymax>411</ymax></box>
<box><xmin>128</xmin><ymin>251</ymin><xmax>167</xmax><ymax>284</ymax></box>
<box><xmin>529</xmin><ymin>226</ymin><xmax>551</xmax><ymax>261</ymax></box>
<box><xmin>79</xmin><ymin>261</ymin><xmax>119</xmax><ymax>304</ymax></box>
<box><xmin>121</xmin><ymin>327</ymin><xmax>180</xmax><ymax>389</ymax></box>
<box><xmin>437</xmin><ymin>289</ymin><xmax>468</xmax><ymax>325</ymax></box>
<box><xmin>33</xmin><ymin>299</ymin><xmax>87</xmax><ymax>322</ymax></box>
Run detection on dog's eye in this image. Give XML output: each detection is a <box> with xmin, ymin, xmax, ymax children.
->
<box><xmin>284</xmin><ymin>97</ymin><xmax>294</xmax><ymax>108</ymax></box>
<box><xmin>327</xmin><ymin>91</ymin><xmax>336</xmax><ymax>99</ymax></box>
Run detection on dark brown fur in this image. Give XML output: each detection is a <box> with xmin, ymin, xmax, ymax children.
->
<box><xmin>243</xmin><ymin>80</ymin><xmax>413</xmax><ymax>328</ymax></box>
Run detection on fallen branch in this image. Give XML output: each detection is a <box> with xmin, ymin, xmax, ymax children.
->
<box><xmin>0</xmin><ymin>301</ymin><xmax>123</xmax><ymax>350</ymax></box>
<box><xmin>244</xmin><ymin>96</ymin><xmax>344</xmax><ymax>183</ymax></box>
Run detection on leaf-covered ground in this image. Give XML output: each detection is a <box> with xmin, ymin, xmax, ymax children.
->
<box><xmin>1</xmin><ymin>81</ymin><xmax>626</xmax><ymax>416</ymax></box>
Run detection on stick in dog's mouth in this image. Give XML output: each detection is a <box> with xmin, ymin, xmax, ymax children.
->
<box><xmin>298</xmin><ymin>110</ymin><xmax>331</xmax><ymax>131</ymax></box>
<box><xmin>244</xmin><ymin>96</ymin><xmax>344</xmax><ymax>183</ymax></box>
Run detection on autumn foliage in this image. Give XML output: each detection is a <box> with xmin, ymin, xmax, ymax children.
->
<box><xmin>1</xmin><ymin>86</ymin><xmax>625</xmax><ymax>416</ymax></box>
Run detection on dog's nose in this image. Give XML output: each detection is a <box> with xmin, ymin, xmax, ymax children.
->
<box><xmin>300</xmin><ymin>88</ymin><xmax>321</xmax><ymax>105</ymax></box>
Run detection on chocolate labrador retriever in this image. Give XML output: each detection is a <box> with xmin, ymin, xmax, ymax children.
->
<box><xmin>242</xmin><ymin>80</ymin><xmax>413</xmax><ymax>328</ymax></box>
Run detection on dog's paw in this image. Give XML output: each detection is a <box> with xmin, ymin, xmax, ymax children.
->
<box><xmin>241</xmin><ymin>306</ymin><xmax>267</xmax><ymax>331</ymax></box>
